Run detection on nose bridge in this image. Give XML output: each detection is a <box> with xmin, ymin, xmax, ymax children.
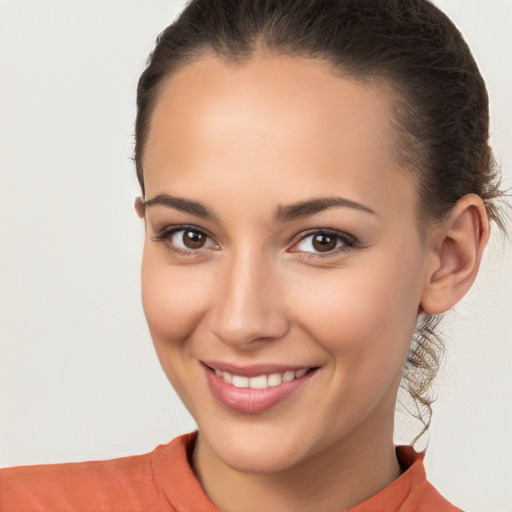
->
<box><xmin>210</xmin><ymin>246</ymin><xmax>288</xmax><ymax>347</ymax></box>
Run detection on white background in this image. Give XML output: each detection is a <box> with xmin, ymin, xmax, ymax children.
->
<box><xmin>0</xmin><ymin>1</ymin><xmax>510</xmax><ymax>511</ymax></box>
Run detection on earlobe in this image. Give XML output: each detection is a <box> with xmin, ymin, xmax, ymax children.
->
<box><xmin>134</xmin><ymin>196</ymin><xmax>145</xmax><ymax>219</ymax></box>
<box><xmin>421</xmin><ymin>194</ymin><xmax>489</xmax><ymax>315</ymax></box>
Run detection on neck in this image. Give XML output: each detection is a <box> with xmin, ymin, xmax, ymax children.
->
<box><xmin>192</xmin><ymin>416</ymin><xmax>401</xmax><ymax>512</ymax></box>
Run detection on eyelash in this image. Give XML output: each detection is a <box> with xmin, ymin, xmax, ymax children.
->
<box><xmin>290</xmin><ymin>229</ymin><xmax>357</xmax><ymax>259</ymax></box>
<box><xmin>152</xmin><ymin>225</ymin><xmax>358</xmax><ymax>259</ymax></box>
<box><xmin>152</xmin><ymin>225</ymin><xmax>217</xmax><ymax>257</ymax></box>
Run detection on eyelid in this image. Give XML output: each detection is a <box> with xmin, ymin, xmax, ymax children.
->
<box><xmin>152</xmin><ymin>223</ymin><xmax>214</xmax><ymax>240</ymax></box>
<box><xmin>288</xmin><ymin>228</ymin><xmax>357</xmax><ymax>256</ymax></box>
<box><xmin>152</xmin><ymin>224</ymin><xmax>219</xmax><ymax>255</ymax></box>
<box><xmin>152</xmin><ymin>224</ymin><xmax>358</xmax><ymax>259</ymax></box>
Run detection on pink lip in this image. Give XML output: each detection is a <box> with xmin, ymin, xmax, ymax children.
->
<box><xmin>202</xmin><ymin>363</ymin><xmax>318</xmax><ymax>414</ymax></box>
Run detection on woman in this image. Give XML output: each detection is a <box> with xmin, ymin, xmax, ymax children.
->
<box><xmin>1</xmin><ymin>1</ymin><xmax>509</xmax><ymax>511</ymax></box>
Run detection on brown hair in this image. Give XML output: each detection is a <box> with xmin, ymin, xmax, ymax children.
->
<box><xmin>134</xmin><ymin>0</ymin><xmax>507</xmax><ymax>443</ymax></box>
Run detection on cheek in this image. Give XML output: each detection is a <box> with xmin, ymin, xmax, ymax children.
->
<box><xmin>290</xmin><ymin>251</ymin><xmax>423</xmax><ymax>361</ymax></box>
<box><xmin>140</xmin><ymin>250</ymin><xmax>210</xmax><ymax>349</ymax></box>
<box><xmin>140</xmin><ymin>250</ymin><xmax>215</xmax><ymax>412</ymax></box>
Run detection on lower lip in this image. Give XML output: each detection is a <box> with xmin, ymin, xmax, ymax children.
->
<box><xmin>203</xmin><ymin>366</ymin><xmax>317</xmax><ymax>414</ymax></box>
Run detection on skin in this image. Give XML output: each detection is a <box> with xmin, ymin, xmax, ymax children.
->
<box><xmin>136</xmin><ymin>54</ymin><xmax>488</xmax><ymax>512</ymax></box>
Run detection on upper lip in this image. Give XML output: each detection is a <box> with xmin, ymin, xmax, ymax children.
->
<box><xmin>202</xmin><ymin>360</ymin><xmax>316</xmax><ymax>377</ymax></box>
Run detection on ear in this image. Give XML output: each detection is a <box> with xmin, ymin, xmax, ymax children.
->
<box><xmin>421</xmin><ymin>194</ymin><xmax>489</xmax><ymax>315</ymax></box>
<box><xmin>134</xmin><ymin>196</ymin><xmax>145</xmax><ymax>219</ymax></box>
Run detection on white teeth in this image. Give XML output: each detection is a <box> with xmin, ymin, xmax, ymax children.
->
<box><xmin>267</xmin><ymin>373</ymin><xmax>282</xmax><ymax>387</ymax></box>
<box><xmin>215</xmin><ymin>368</ymin><xmax>311</xmax><ymax>389</ymax></box>
<box><xmin>249</xmin><ymin>375</ymin><xmax>268</xmax><ymax>389</ymax></box>
<box><xmin>282</xmin><ymin>370</ymin><xmax>295</xmax><ymax>382</ymax></box>
<box><xmin>232</xmin><ymin>375</ymin><xmax>249</xmax><ymax>388</ymax></box>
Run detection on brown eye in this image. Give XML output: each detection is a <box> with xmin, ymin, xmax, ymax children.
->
<box><xmin>291</xmin><ymin>229</ymin><xmax>355</xmax><ymax>256</ymax></box>
<box><xmin>312</xmin><ymin>233</ymin><xmax>337</xmax><ymax>252</ymax></box>
<box><xmin>183</xmin><ymin>230</ymin><xmax>206</xmax><ymax>249</ymax></box>
<box><xmin>153</xmin><ymin>227</ymin><xmax>218</xmax><ymax>254</ymax></box>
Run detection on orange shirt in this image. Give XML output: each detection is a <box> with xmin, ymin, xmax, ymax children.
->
<box><xmin>1</xmin><ymin>432</ymin><xmax>461</xmax><ymax>512</ymax></box>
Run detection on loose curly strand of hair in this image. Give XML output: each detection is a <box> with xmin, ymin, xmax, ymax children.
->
<box><xmin>400</xmin><ymin>315</ymin><xmax>445</xmax><ymax>447</ymax></box>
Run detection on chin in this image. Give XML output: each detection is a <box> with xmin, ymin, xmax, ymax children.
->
<box><xmin>218</xmin><ymin>439</ymin><xmax>305</xmax><ymax>474</ymax></box>
<box><xmin>197</xmin><ymin>419</ymin><xmax>323</xmax><ymax>474</ymax></box>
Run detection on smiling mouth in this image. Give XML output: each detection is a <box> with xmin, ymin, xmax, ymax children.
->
<box><xmin>202</xmin><ymin>362</ymin><xmax>319</xmax><ymax>414</ymax></box>
<box><xmin>205</xmin><ymin>365</ymin><xmax>315</xmax><ymax>389</ymax></box>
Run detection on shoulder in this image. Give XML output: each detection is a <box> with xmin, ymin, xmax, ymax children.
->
<box><xmin>0</xmin><ymin>432</ymin><xmax>203</xmax><ymax>512</ymax></box>
<box><xmin>348</xmin><ymin>446</ymin><xmax>463</xmax><ymax>512</ymax></box>
<box><xmin>396</xmin><ymin>446</ymin><xmax>463</xmax><ymax>512</ymax></box>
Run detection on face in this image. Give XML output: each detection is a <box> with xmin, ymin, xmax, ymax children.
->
<box><xmin>139</xmin><ymin>54</ymin><xmax>431</xmax><ymax>473</ymax></box>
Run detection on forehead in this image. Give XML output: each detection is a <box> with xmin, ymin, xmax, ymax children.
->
<box><xmin>143</xmin><ymin>54</ymin><xmax>416</xmax><ymax>221</ymax></box>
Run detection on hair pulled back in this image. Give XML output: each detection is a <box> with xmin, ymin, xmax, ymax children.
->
<box><xmin>134</xmin><ymin>0</ymin><xmax>506</xmax><ymax>443</ymax></box>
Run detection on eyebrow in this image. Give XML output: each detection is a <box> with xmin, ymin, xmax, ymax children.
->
<box><xmin>142</xmin><ymin>193</ymin><xmax>376</xmax><ymax>222</ymax></box>
<box><xmin>273</xmin><ymin>196</ymin><xmax>377</xmax><ymax>222</ymax></box>
<box><xmin>142</xmin><ymin>194</ymin><xmax>216</xmax><ymax>219</ymax></box>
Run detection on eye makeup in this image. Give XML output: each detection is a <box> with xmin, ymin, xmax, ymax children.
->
<box><xmin>152</xmin><ymin>224</ymin><xmax>360</xmax><ymax>260</ymax></box>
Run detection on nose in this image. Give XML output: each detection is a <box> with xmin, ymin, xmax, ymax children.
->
<box><xmin>208</xmin><ymin>251</ymin><xmax>289</xmax><ymax>349</ymax></box>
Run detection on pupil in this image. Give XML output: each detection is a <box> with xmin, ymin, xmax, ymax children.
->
<box><xmin>312</xmin><ymin>234</ymin><xmax>336</xmax><ymax>252</ymax></box>
<box><xmin>184</xmin><ymin>230</ymin><xmax>205</xmax><ymax>249</ymax></box>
